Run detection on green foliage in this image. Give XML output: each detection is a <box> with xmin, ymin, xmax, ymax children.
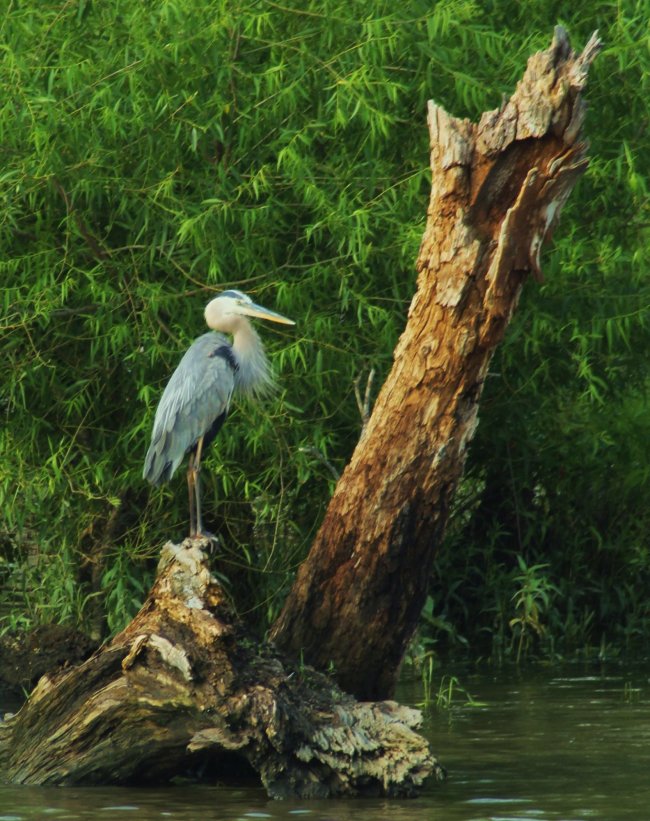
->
<box><xmin>414</xmin><ymin>653</ymin><xmax>484</xmax><ymax>710</ymax></box>
<box><xmin>508</xmin><ymin>558</ymin><xmax>559</xmax><ymax>663</ymax></box>
<box><xmin>1</xmin><ymin>1</ymin><xmax>649</xmax><ymax>653</ymax></box>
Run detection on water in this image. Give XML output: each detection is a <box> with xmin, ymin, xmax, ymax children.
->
<box><xmin>417</xmin><ymin>663</ymin><xmax>650</xmax><ymax>819</ymax></box>
<box><xmin>2</xmin><ymin>663</ymin><xmax>650</xmax><ymax>820</ymax></box>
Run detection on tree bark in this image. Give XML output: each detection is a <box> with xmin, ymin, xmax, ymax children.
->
<box><xmin>0</xmin><ymin>540</ymin><xmax>441</xmax><ymax>795</ymax></box>
<box><xmin>270</xmin><ymin>27</ymin><xmax>601</xmax><ymax>700</ymax></box>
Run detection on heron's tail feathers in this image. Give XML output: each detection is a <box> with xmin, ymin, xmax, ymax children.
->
<box><xmin>143</xmin><ymin>432</ymin><xmax>181</xmax><ymax>485</ymax></box>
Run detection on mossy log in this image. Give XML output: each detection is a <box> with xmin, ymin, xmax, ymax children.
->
<box><xmin>0</xmin><ymin>540</ymin><xmax>441</xmax><ymax>797</ymax></box>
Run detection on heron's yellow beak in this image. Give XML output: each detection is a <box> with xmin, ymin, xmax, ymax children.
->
<box><xmin>240</xmin><ymin>302</ymin><xmax>295</xmax><ymax>325</ymax></box>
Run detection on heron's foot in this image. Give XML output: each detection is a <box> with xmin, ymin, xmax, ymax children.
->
<box><xmin>191</xmin><ymin>529</ymin><xmax>219</xmax><ymax>545</ymax></box>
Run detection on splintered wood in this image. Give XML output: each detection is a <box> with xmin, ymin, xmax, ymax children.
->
<box><xmin>270</xmin><ymin>28</ymin><xmax>601</xmax><ymax>700</ymax></box>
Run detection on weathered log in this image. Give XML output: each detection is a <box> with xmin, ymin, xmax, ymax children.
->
<box><xmin>0</xmin><ymin>540</ymin><xmax>442</xmax><ymax>796</ymax></box>
<box><xmin>270</xmin><ymin>27</ymin><xmax>601</xmax><ymax>699</ymax></box>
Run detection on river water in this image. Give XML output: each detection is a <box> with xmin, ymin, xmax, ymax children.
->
<box><xmin>1</xmin><ymin>662</ymin><xmax>649</xmax><ymax>820</ymax></box>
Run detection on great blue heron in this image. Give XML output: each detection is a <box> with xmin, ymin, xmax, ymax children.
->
<box><xmin>143</xmin><ymin>289</ymin><xmax>294</xmax><ymax>537</ymax></box>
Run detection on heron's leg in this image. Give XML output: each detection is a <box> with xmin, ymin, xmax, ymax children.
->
<box><xmin>187</xmin><ymin>451</ymin><xmax>197</xmax><ymax>537</ymax></box>
<box><xmin>194</xmin><ymin>435</ymin><xmax>205</xmax><ymax>537</ymax></box>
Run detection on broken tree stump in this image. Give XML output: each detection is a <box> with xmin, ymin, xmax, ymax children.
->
<box><xmin>0</xmin><ymin>540</ymin><xmax>441</xmax><ymax>797</ymax></box>
<box><xmin>271</xmin><ymin>27</ymin><xmax>601</xmax><ymax>700</ymax></box>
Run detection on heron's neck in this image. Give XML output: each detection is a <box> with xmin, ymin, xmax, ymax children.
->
<box><xmin>231</xmin><ymin>320</ymin><xmax>274</xmax><ymax>397</ymax></box>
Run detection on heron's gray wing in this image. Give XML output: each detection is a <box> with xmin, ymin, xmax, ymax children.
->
<box><xmin>143</xmin><ymin>332</ymin><xmax>236</xmax><ymax>485</ymax></box>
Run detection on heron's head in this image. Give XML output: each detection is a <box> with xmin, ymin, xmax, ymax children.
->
<box><xmin>204</xmin><ymin>290</ymin><xmax>295</xmax><ymax>333</ymax></box>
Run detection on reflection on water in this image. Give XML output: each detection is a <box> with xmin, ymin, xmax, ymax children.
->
<box><xmin>2</xmin><ymin>663</ymin><xmax>650</xmax><ymax>820</ymax></box>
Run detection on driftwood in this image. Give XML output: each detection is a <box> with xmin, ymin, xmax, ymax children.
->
<box><xmin>271</xmin><ymin>27</ymin><xmax>601</xmax><ymax>699</ymax></box>
<box><xmin>0</xmin><ymin>540</ymin><xmax>441</xmax><ymax>796</ymax></box>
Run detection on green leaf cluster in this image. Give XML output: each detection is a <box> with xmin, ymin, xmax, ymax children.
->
<box><xmin>1</xmin><ymin>1</ymin><xmax>649</xmax><ymax>650</ymax></box>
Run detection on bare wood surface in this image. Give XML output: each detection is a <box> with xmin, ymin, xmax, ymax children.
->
<box><xmin>270</xmin><ymin>28</ymin><xmax>601</xmax><ymax>699</ymax></box>
<box><xmin>0</xmin><ymin>540</ymin><xmax>440</xmax><ymax>796</ymax></box>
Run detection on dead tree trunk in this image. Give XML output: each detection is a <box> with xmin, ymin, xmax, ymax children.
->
<box><xmin>0</xmin><ymin>540</ymin><xmax>440</xmax><ymax>795</ymax></box>
<box><xmin>270</xmin><ymin>27</ymin><xmax>601</xmax><ymax>700</ymax></box>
